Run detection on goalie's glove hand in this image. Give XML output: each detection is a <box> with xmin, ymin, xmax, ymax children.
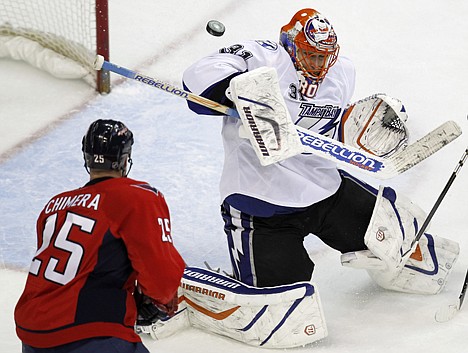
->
<box><xmin>341</xmin><ymin>93</ymin><xmax>409</xmax><ymax>157</ymax></box>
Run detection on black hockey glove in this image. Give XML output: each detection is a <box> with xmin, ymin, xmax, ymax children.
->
<box><xmin>136</xmin><ymin>300</ymin><xmax>169</xmax><ymax>326</ymax></box>
<box><xmin>134</xmin><ymin>290</ymin><xmax>170</xmax><ymax>326</ymax></box>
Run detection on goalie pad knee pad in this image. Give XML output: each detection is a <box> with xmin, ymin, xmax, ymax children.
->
<box><xmin>138</xmin><ymin>267</ymin><xmax>328</xmax><ymax>348</ymax></box>
<box><xmin>367</xmin><ymin>233</ymin><xmax>459</xmax><ymax>294</ymax></box>
<box><xmin>363</xmin><ymin>185</ymin><xmax>427</xmax><ymax>269</ymax></box>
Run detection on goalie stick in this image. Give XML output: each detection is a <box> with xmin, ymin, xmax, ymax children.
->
<box><xmin>295</xmin><ymin>122</ymin><xmax>460</xmax><ymax>179</ymax></box>
<box><xmin>402</xmin><ymin>146</ymin><xmax>468</xmax><ymax>258</ymax></box>
<box><xmin>93</xmin><ymin>55</ymin><xmax>461</xmax><ymax>178</ymax></box>
<box><xmin>93</xmin><ymin>55</ymin><xmax>240</xmax><ymax>118</ymax></box>
<box><xmin>435</xmin><ymin>269</ymin><xmax>468</xmax><ymax>322</ymax></box>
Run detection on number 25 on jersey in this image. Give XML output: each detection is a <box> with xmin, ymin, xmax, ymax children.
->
<box><xmin>158</xmin><ymin>217</ymin><xmax>172</xmax><ymax>243</ymax></box>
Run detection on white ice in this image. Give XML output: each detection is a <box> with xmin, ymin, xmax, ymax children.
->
<box><xmin>1</xmin><ymin>1</ymin><xmax>467</xmax><ymax>352</ymax></box>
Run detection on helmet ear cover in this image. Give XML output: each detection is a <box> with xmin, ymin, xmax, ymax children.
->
<box><xmin>82</xmin><ymin>119</ymin><xmax>134</xmax><ymax>175</ymax></box>
<box><xmin>280</xmin><ymin>8</ymin><xmax>339</xmax><ymax>83</ymax></box>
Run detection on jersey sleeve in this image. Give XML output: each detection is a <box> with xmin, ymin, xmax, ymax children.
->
<box><xmin>112</xmin><ymin>184</ymin><xmax>185</xmax><ymax>305</ymax></box>
<box><xmin>182</xmin><ymin>45</ymin><xmax>249</xmax><ymax>115</ymax></box>
<box><xmin>182</xmin><ymin>40</ymin><xmax>292</xmax><ymax>117</ymax></box>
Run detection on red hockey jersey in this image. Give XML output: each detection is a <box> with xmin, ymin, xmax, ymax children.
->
<box><xmin>15</xmin><ymin>177</ymin><xmax>185</xmax><ymax>348</ymax></box>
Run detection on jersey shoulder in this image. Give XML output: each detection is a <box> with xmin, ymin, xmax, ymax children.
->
<box><xmin>105</xmin><ymin>177</ymin><xmax>165</xmax><ymax>200</ymax></box>
<box><xmin>240</xmin><ymin>40</ymin><xmax>292</xmax><ymax>69</ymax></box>
<box><xmin>322</xmin><ymin>54</ymin><xmax>356</xmax><ymax>102</ymax></box>
<box><xmin>331</xmin><ymin>55</ymin><xmax>356</xmax><ymax>84</ymax></box>
<box><xmin>75</xmin><ymin>178</ymin><xmax>166</xmax><ymax>209</ymax></box>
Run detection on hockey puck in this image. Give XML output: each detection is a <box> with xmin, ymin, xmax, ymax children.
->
<box><xmin>206</xmin><ymin>20</ymin><xmax>225</xmax><ymax>37</ymax></box>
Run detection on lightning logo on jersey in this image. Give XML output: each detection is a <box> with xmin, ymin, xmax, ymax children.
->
<box><xmin>255</xmin><ymin>40</ymin><xmax>278</xmax><ymax>51</ymax></box>
<box><xmin>295</xmin><ymin>102</ymin><xmax>341</xmax><ymax>137</ymax></box>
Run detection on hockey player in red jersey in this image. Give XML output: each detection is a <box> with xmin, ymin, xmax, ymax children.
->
<box><xmin>15</xmin><ymin>119</ymin><xmax>185</xmax><ymax>353</ymax></box>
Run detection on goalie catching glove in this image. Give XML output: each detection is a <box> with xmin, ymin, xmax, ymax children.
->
<box><xmin>341</xmin><ymin>93</ymin><xmax>409</xmax><ymax>157</ymax></box>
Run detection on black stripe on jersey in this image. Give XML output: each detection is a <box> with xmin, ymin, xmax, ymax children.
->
<box><xmin>75</xmin><ymin>229</ymin><xmax>133</xmax><ymax>326</ymax></box>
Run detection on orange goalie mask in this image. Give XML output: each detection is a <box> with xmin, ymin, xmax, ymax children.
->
<box><xmin>280</xmin><ymin>8</ymin><xmax>340</xmax><ymax>83</ymax></box>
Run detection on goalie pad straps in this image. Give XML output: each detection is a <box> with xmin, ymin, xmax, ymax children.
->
<box><xmin>229</xmin><ymin>67</ymin><xmax>304</xmax><ymax>166</ymax></box>
<box><xmin>341</xmin><ymin>93</ymin><xmax>409</xmax><ymax>157</ymax></box>
<box><xmin>139</xmin><ymin>267</ymin><xmax>328</xmax><ymax>348</ymax></box>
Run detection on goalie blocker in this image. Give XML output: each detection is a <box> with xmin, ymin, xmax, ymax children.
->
<box><xmin>135</xmin><ymin>266</ymin><xmax>327</xmax><ymax>348</ymax></box>
<box><xmin>228</xmin><ymin>66</ymin><xmax>304</xmax><ymax>166</ymax></box>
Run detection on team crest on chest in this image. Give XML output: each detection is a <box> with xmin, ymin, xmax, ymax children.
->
<box><xmin>296</xmin><ymin>102</ymin><xmax>341</xmax><ymax>137</ymax></box>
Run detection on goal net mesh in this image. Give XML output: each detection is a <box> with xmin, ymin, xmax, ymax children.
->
<box><xmin>0</xmin><ymin>0</ymin><xmax>106</xmax><ymax>90</ymax></box>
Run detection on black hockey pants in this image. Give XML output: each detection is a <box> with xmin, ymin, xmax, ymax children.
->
<box><xmin>221</xmin><ymin>170</ymin><xmax>378</xmax><ymax>287</ymax></box>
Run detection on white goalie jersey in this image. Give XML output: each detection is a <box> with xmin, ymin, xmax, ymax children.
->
<box><xmin>182</xmin><ymin>40</ymin><xmax>355</xmax><ymax>208</ymax></box>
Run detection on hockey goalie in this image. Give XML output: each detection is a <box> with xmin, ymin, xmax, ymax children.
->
<box><xmin>133</xmin><ymin>89</ymin><xmax>460</xmax><ymax>348</ymax></box>
<box><xmin>134</xmin><ymin>7</ymin><xmax>460</xmax><ymax>349</ymax></box>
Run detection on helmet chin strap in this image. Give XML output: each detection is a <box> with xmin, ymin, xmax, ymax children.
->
<box><xmin>123</xmin><ymin>158</ymin><xmax>133</xmax><ymax>177</ymax></box>
<box><xmin>84</xmin><ymin>160</ymin><xmax>91</xmax><ymax>175</ymax></box>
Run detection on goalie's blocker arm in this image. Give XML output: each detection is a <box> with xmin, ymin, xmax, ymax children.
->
<box><xmin>93</xmin><ymin>56</ymin><xmax>461</xmax><ymax>177</ymax></box>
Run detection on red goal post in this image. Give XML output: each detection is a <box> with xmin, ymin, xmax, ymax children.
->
<box><xmin>0</xmin><ymin>0</ymin><xmax>110</xmax><ymax>93</ymax></box>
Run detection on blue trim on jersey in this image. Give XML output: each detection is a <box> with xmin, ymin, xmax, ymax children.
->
<box><xmin>222</xmin><ymin>202</ymin><xmax>256</xmax><ymax>285</ymax></box>
<box><xmin>225</xmin><ymin>194</ymin><xmax>307</xmax><ymax>218</ymax></box>
<box><xmin>226</xmin><ymin>171</ymin><xmax>376</xmax><ymax>218</ymax></box>
<box><xmin>338</xmin><ymin>169</ymin><xmax>378</xmax><ymax>195</ymax></box>
<box><xmin>75</xmin><ymin>229</ymin><xmax>132</xmax><ymax>325</ymax></box>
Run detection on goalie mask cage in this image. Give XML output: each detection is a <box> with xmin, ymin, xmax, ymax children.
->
<box><xmin>0</xmin><ymin>0</ymin><xmax>110</xmax><ymax>93</ymax></box>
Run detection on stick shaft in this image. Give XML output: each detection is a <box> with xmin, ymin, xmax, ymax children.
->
<box><xmin>458</xmin><ymin>269</ymin><xmax>468</xmax><ymax>309</ymax></box>
<box><xmin>101</xmin><ymin>60</ymin><xmax>239</xmax><ymax>118</ymax></box>
<box><xmin>404</xmin><ymin>147</ymin><xmax>468</xmax><ymax>256</ymax></box>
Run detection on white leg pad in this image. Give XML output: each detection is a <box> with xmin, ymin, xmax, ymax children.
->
<box><xmin>341</xmin><ymin>185</ymin><xmax>459</xmax><ymax>294</ymax></box>
<box><xmin>134</xmin><ymin>291</ymin><xmax>190</xmax><ymax>339</ymax></box>
<box><xmin>139</xmin><ymin>267</ymin><xmax>328</xmax><ymax>348</ymax></box>
<box><xmin>364</xmin><ymin>185</ymin><xmax>427</xmax><ymax>269</ymax></box>
<box><xmin>183</xmin><ymin>267</ymin><xmax>327</xmax><ymax>348</ymax></box>
<box><xmin>367</xmin><ymin>233</ymin><xmax>459</xmax><ymax>294</ymax></box>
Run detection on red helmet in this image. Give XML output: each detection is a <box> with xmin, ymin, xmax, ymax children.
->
<box><xmin>280</xmin><ymin>9</ymin><xmax>339</xmax><ymax>83</ymax></box>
